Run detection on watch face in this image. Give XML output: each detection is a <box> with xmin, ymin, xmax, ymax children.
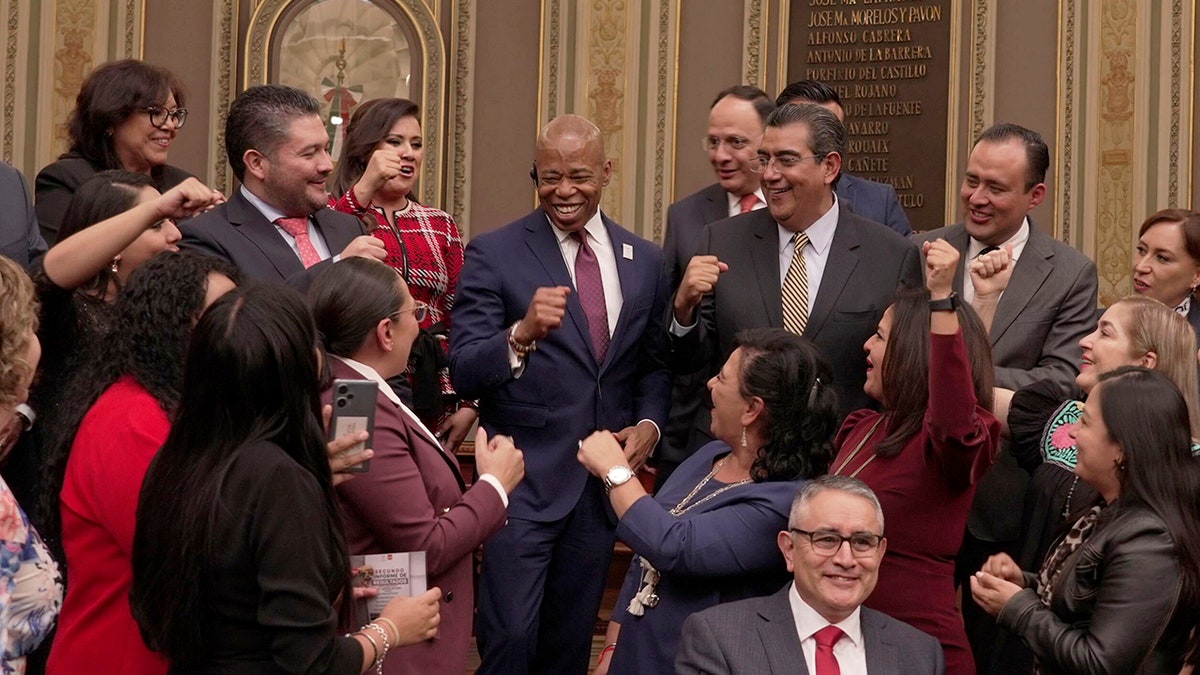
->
<box><xmin>607</xmin><ymin>466</ymin><xmax>634</xmax><ymax>485</ymax></box>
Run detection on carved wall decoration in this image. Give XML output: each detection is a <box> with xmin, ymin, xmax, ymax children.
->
<box><xmin>1095</xmin><ymin>0</ymin><xmax>1137</xmax><ymax>305</ymax></box>
<box><xmin>586</xmin><ymin>0</ymin><xmax>627</xmax><ymax>221</ymax></box>
<box><xmin>743</xmin><ymin>0</ymin><xmax>763</xmax><ymax>87</ymax></box>
<box><xmin>209</xmin><ymin>0</ymin><xmax>238</xmax><ymax>192</ymax></box>
<box><xmin>448</xmin><ymin>0</ymin><xmax>475</xmax><ymax>231</ymax></box>
<box><xmin>51</xmin><ymin>0</ymin><xmax>94</xmax><ymax>156</ymax></box>
<box><xmin>970</xmin><ymin>0</ymin><xmax>994</xmax><ymax>141</ymax></box>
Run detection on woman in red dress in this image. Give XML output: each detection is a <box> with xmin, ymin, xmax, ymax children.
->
<box><xmin>830</xmin><ymin>239</ymin><xmax>1001</xmax><ymax>674</ymax></box>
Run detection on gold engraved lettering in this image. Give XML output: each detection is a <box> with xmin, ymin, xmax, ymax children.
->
<box><xmin>847</xmin><ymin>139</ymin><xmax>890</xmax><ymax>153</ymax></box>
<box><xmin>809</xmin><ymin>31</ymin><xmax>858</xmax><ymax>45</ymax></box>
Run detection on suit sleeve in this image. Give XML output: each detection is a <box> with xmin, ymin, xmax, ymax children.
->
<box><xmin>993</xmin><ymin>258</ymin><xmax>1097</xmax><ymax>394</ymax></box>
<box><xmin>34</xmin><ymin>162</ymin><xmax>82</xmax><ymax>245</ymax></box>
<box><xmin>666</xmin><ymin>224</ymin><xmax>718</xmax><ymax>374</ymax></box>
<box><xmin>335</xmin><ymin>416</ymin><xmax>505</xmax><ymax>575</ymax></box>
<box><xmin>997</xmin><ymin>526</ymin><xmax>1181</xmax><ymax>675</ymax></box>
<box><xmin>449</xmin><ymin>235</ymin><xmax>519</xmax><ymax>399</ymax></box>
<box><xmin>675</xmin><ymin>612</ymin><xmax>733</xmax><ymax>675</ymax></box>
<box><xmin>616</xmin><ymin>488</ymin><xmax>788</xmax><ymax>577</ymax></box>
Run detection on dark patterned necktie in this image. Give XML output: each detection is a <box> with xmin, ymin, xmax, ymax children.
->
<box><xmin>572</xmin><ymin>231</ymin><xmax>610</xmax><ymax>361</ymax></box>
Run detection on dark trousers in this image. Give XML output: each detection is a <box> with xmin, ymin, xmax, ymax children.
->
<box><xmin>476</xmin><ymin>478</ymin><xmax>616</xmax><ymax>675</ymax></box>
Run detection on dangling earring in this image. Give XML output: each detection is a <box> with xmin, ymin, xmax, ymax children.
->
<box><xmin>740</xmin><ymin>426</ymin><xmax>748</xmax><ymax>448</ymax></box>
<box><xmin>109</xmin><ymin>257</ymin><xmax>120</xmax><ymax>273</ymax></box>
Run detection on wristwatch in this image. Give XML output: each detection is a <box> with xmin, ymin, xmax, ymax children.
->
<box><xmin>929</xmin><ymin>292</ymin><xmax>959</xmax><ymax>312</ymax></box>
<box><xmin>603</xmin><ymin>465</ymin><xmax>635</xmax><ymax>493</ymax></box>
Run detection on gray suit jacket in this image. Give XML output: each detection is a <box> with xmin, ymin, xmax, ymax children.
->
<box><xmin>676</xmin><ymin>584</ymin><xmax>945</xmax><ymax>675</ymax></box>
<box><xmin>0</xmin><ymin>162</ymin><xmax>46</xmax><ymax>268</ymax></box>
<box><xmin>836</xmin><ymin>174</ymin><xmax>912</xmax><ymax>237</ymax></box>
<box><xmin>916</xmin><ymin>222</ymin><xmax>1097</xmax><ymax>542</ymax></box>
<box><xmin>673</xmin><ymin>207</ymin><xmax>921</xmax><ymax>423</ymax></box>
<box><xmin>179</xmin><ymin>189</ymin><xmax>365</xmax><ymax>291</ymax></box>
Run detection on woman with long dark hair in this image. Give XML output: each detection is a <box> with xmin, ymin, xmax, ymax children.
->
<box><xmin>830</xmin><ymin>239</ymin><xmax>1001</xmax><ymax>675</ymax></box>
<box><xmin>130</xmin><ymin>283</ymin><xmax>440</xmax><ymax>672</ymax></box>
<box><xmin>310</xmin><ymin>257</ymin><xmax>523</xmax><ymax>675</ymax></box>
<box><xmin>577</xmin><ymin>327</ymin><xmax>840</xmax><ymax>674</ymax></box>
<box><xmin>43</xmin><ymin>251</ymin><xmax>236</xmax><ymax>675</ymax></box>
<box><xmin>328</xmin><ymin>98</ymin><xmax>474</xmax><ymax>447</ymax></box>
<box><xmin>973</xmin><ymin>366</ymin><xmax>1200</xmax><ymax>673</ymax></box>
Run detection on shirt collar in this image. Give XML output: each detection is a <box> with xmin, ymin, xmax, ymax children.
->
<box><xmin>778</xmin><ymin>194</ymin><xmax>840</xmax><ymax>255</ymax></box>
<box><xmin>240</xmin><ymin>184</ymin><xmax>292</xmax><ymax>224</ymax></box>
<box><xmin>550</xmin><ymin>209</ymin><xmax>609</xmax><ymax>249</ymax></box>
<box><xmin>967</xmin><ymin>217</ymin><xmax>1030</xmax><ymax>261</ymax></box>
<box><xmin>726</xmin><ymin>187</ymin><xmax>767</xmax><ymax>213</ymax></box>
<box><xmin>788</xmin><ymin>582</ymin><xmax>863</xmax><ymax>648</ymax></box>
<box><xmin>1176</xmin><ymin>295</ymin><xmax>1192</xmax><ymax>316</ymax></box>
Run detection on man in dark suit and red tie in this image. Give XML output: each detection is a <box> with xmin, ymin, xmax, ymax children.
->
<box><xmin>676</xmin><ymin>475</ymin><xmax>944</xmax><ymax>675</ymax></box>
<box><xmin>450</xmin><ymin>114</ymin><xmax>672</xmax><ymax>675</ymax></box>
<box><xmin>180</xmin><ymin>84</ymin><xmax>385</xmax><ymax>289</ymax></box>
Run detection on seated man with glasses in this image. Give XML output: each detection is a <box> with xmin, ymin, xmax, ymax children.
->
<box><xmin>677</xmin><ymin>475</ymin><xmax>944</xmax><ymax>675</ymax></box>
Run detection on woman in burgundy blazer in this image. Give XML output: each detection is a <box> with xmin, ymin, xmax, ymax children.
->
<box><xmin>310</xmin><ymin>257</ymin><xmax>525</xmax><ymax>675</ymax></box>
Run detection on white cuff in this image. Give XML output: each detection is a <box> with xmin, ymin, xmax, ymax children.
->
<box><xmin>637</xmin><ymin>419</ymin><xmax>661</xmax><ymax>449</ymax></box>
<box><xmin>506</xmin><ymin>344</ymin><xmax>527</xmax><ymax>379</ymax></box>
<box><xmin>668</xmin><ymin>315</ymin><xmax>696</xmax><ymax>336</ymax></box>
<box><xmin>478</xmin><ymin>473</ymin><xmax>509</xmax><ymax>507</ymax></box>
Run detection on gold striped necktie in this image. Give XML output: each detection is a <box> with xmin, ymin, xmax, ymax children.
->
<box><xmin>782</xmin><ymin>231</ymin><xmax>810</xmax><ymax>334</ymax></box>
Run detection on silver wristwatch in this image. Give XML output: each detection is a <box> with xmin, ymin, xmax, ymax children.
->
<box><xmin>603</xmin><ymin>465</ymin><xmax>635</xmax><ymax>493</ymax></box>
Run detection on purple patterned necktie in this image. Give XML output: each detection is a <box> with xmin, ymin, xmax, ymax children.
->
<box><xmin>572</xmin><ymin>230</ymin><xmax>610</xmax><ymax>362</ymax></box>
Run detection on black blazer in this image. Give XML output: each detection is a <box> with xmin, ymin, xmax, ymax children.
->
<box><xmin>179</xmin><ymin>189</ymin><xmax>365</xmax><ymax>291</ymax></box>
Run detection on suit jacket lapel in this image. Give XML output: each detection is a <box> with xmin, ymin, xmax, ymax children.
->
<box><xmin>229</xmin><ymin>192</ymin><xmax>307</xmax><ymax>279</ymax></box>
<box><xmin>703</xmin><ymin>183</ymin><xmax>729</xmax><ymax>223</ymax></box>
<box><xmin>312</xmin><ymin>208</ymin><xmax>362</xmax><ymax>254</ymax></box>
<box><xmin>604</xmin><ymin>215</ymin><xmax>637</xmax><ymax>371</ymax></box>
<box><xmin>806</xmin><ymin>214</ymin><xmax>861</xmax><ymax>338</ymax></box>
<box><xmin>757</xmin><ymin>585</ymin><xmax>810</xmax><ymax>675</ymax></box>
<box><xmin>862</xmin><ymin>608</ymin><xmax>899</xmax><ymax>675</ymax></box>
<box><xmin>990</xmin><ymin>229</ymin><xmax>1053</xmax><ymax>344</ymax></box>
<box><xmin>404</xmin><ymin>409</ymin><xmax>467</xmax><ymax>491</ymax></box>
<box><xmin>947</xmin><ymin>225</ymin><xmax>970</xmax><ymax>296</ymax></box>
<box><xmin>750</xmin><ymin>214</ymin><xmax>784</xmax><ymax>327</ymax></box>
<box><xmin>522</xmin><ymin>212</ymin><xmax>595</xmax><ymax>363</ymax></box>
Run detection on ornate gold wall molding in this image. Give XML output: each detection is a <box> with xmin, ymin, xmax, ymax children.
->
<box><xmin>970</xmin><ymin>0</ymin><xmax>995</xmax><ymax>140</ymax></box>
<box><xmin>209</xmin><ymin>0</ymin><xmax>238</xmax><ymax>193</ymax></box>
<box><xmin>742</xmin><ymin>0</ymin><xmax>763</xmax><ymax>87</ymax></box>
<box><xmin>448</xmin><ymin>0</ymin><xmax>474</xmax><ymax>233</ymax></box>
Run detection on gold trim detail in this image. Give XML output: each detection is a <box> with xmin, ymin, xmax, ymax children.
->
<box><xmin>970</xmin><ymin>0</ymin><xmax>992</xmax><ymax>139</ymax></box>
<box><xmin>1056</xmin><ymin>0</ymin><xmax>1077</xmax><ymax>244</ymax></box>
<box><xmin>211</xmin><ymin>0</ymin><xmax>237</xmax><ymax>192</ymax></box>
<box><xmin>1095</xmin><ymin>0</ymin><xmax>1137</xmax><ymax>306</ymax></box>
<box><xmin>586</xmin><ymin>0</ymin><xmax>627</xmax><ymax>221</ymax></box>
<box><xmin>450</xmin><ymin>0</ymin><xmax>474</xmax><ymax>231</ymax></box>
<box><xmin>1169</xmin><ymin>0</ymin><xmax>1183</xmax><ymax>204</ymax></box>
<box><xmin>650</xmin><ymin>0</ymin><xmax>677</xmax><ymax>244</ymax></box>
<box><xmin>4</xmin><ymin>0</ymin><xmax>18</xmax><ymax>160</ymax></box>
<box><xmin>743</xmin><ymin>0</ymin><xmax>762</xmax><ymax>86</ymax></box>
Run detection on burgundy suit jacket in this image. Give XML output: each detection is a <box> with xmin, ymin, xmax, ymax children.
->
<box><xmin>325</xmin><ymin>359</ymin><xmax>507</xmax><ymax>675</ymax></box>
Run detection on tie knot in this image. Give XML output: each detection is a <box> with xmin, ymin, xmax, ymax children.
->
<box><xmin>276</xmin><ymin>216</ymin><xmax>309</xmax><ymax>237</ymax></box>
<box><xmin>814</xmin><ymin>624</ymin><xmax>845</xmax><ymax>649</ymax></box>
<box><xmin>792</xmin><ymin>231</ymin><xmax>810</xmax><ymax>250</ymax></box>
<box><xmin>738</xmin><ymin>193</ymin><xmax>759</xmax><ymax>214</ymax></box>
<box><xmin>977</xmin><ymin>245</ymin><xmax>1000</xmax><ymax>257</ymax></box>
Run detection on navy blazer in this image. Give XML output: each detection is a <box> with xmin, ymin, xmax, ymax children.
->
<box><xmin>179</xmin><ymin>189</ymin><xmax>364</xmax><ymax>291</ymax></box>
<box><xmin>450</xmin><ymin>209</ymin><xmax>672</xmax><ymax>522</ymax></box>
<box><xmin>836</xmin><ymin>173</ymin><xmax>912</xmax><ymax>237</ymax></box>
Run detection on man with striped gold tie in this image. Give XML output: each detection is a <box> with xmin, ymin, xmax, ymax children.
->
<box><xmin>668</xmin><ymin>103</ymin><xmax>921</xmax><ymax>423</ymax></box>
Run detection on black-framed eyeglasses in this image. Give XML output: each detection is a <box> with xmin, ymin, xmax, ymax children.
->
<box><xmin>391</xmin><ymin>301</ymin><xmax>429</xmax><ymax>324</ymax></box>
<box><xmin>144</xmin><ymin>106</ymin><xmax>188</xmax><ymax>129</ymax></box>
<box><xmin>749</xmin><ymin>153</ymin><xmax>827</xmax><ymax>174</ymax></box>
<box><xmin>790</xmin><ymin>528</ymin><xmax>883</xmax><ymax>556</ymax></box>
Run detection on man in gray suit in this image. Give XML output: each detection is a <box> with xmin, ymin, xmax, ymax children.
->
<box><xmin>0</xmin><ymin>161</ymin><xmax>46</xmax><ymax>268</ymax></box>
<box><xmin>776</xmin><ymin>80</ymin><xmax>912</xmax><ymax>237</ymax></box>
<box><xmin>670</xmin><ymin>103</ymin><xmax>920</xmax><ymax>422</ymax></box>
<box><xmin>676</xmin><ymin>475</ymin><xmax>944</xmax><ymax>675</ymax></box>
<box><xmin>915</xmin><ymin>123</ymin><xmax>1097</xmax><ymax>673</ymax></box>
<box><xmin>657</xmin><ymin>85</ymin><xmax>774</xmax><ymax>487</ymax></box>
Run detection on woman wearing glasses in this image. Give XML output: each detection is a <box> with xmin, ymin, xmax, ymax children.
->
<box><xmin>577</xmin><ymin>327</ymin><xmax>840</xmax><ymax>674</ymax></box>
<box><xmin>35</xmin><ymin>59</ymin><xmax>200</xmax><ymax>244</ymax></box>
<box><xmin>329</xmin><ymin>99</ymin><xmax>474</xmax><ymax>450</ymax></box>
<box><xmin>309</xmin><ymin>258</ymin><xmax>524</xmax><ymax>675</ymax></box>
<box><xmin>831</xmin><ymin>239</ymin><xmax>1001</xmax><ymax>675</ymax></box>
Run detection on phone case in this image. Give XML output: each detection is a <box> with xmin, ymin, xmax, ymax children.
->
<box><xmin>330</xmin><ymin>379</ymin><xmax>377</xmax><ymax>473</ymax></box>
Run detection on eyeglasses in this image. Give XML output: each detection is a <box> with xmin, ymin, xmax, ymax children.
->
<box><xmin>790</xmin><ymin>528</ymin><xmax>883</xmax><ymax>557</ymax></box>
<box><xmin>749</xmin><ymin>153</ymin><xmax>827</xmax><ymax>174</ymax></box>
<box><xmin>144</xmin><ymin>106</ymin><xmax>188</xmax><ymax>129</ymax></box>
<box><xmin>391</xmin><ymin>301</ymin><xmax>429</xmax><ymax>324</ymax></box>
<box><xmin>702</xmin><ymin>135</ymin><xmax>757</xmax><ymax>152</ymax></box>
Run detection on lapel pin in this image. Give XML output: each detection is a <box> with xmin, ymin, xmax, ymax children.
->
<box><xmin>622</xmin><ymin>243</ymin><xmax>634</xmax><ymax>260</ymax></box>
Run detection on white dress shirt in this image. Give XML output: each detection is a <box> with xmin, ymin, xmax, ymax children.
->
<box><xmin>962</xmin><ymin>218</ymin><xmax>1030</xmax><ymax>305</ymax></box>
<box><xmin>725</xmin><ymin>188</ymin><xmax>767</xmax><ymax>218</ymax></box>
<box><xmin>330</xmin><ymin>354</ymin><xmax>507</xmax><ymax>506</ymax></box>
<box><xmin>789</xmin><ymin>584</ymin><xmax>868</xmax><ymax>675</ymax></box>
<box><xmin>240</xmin><ymin>185</ymin><xmax>334</xmax><ymax>262</ymax></box>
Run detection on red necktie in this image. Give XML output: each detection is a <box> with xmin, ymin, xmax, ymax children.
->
<box><xmin>738</xmin><ymin>193</ymin><xmax>759</xmax><ymax>214</ymax></box>
<box><xmin>814</xmin><ymin>625</ymin><xmax>845</xmax><ymax>675</ymax></box>
<box><xmin>276</xmin><ymin>217</ymin><xmax>322</xmax><ymax>269</ymax></box>
<box><xmin>572</xmin><ymin>231</ymin><xmax>610</xmax><ymax>362</ymax></box>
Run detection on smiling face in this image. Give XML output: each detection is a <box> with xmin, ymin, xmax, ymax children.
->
<box><xmin>373</xmin><ymin>115</ymin><xmax>424</xmax><ymax>203</ymax></box>
<box><xmin>1068</xmin><ymin>384</ymin><xmax>1125</xmax><ymax>501</ymax></box>
<box><xmin>1076</xmin><ymin>303</ymin><xmax>1143</xmax><ymax>394</ymax></box>
<box><xmin>960</xmin><ymin>139</ymin><xmax>1045</xmax><ymax>246</ymax></box>
<box><xmin>706</xmin><ymin>95</ymin><xmax>765</xmax><ymax>197</ymax></box>
<box><xmin>707</xmin><ymin>347</ymin><xmax>753</xmax><ymax>446</ymax></box>
<box><xmin>111</xmin><ymin>91</ymin><xmax>179</xmax><ymax>174</ymax></box>
<box><xmin>534</xmin><ymin>129</ymin><xmax>610</xmax><ymax>232</ymax></box>
<box><xmin>862</xmin><ymin>306</ymin><xmax>892</xmax><ymax>403</ymax></box>
<box><xmin>759</xmin><ymin>121</ymin><xmax>838</xmax><ymax>232</ymax></box>
<box><xmin>779</xmin><ymin>489</ymin><xmax>886</xmax><ymax>624</ymax></box>
<box><xmin>255</xmin><ymin>114</ymin><xmax>334</xmax><ymax>217</ymax></box>
<box><xmin>116</xmin><ymin>186</ymin><xmax>182</xmax><ymax>283</ymax></box>
<box><xmin>1133</xmin><ymin>221</ymin><xmax>1200</xmax><ymax>308</ymax></box>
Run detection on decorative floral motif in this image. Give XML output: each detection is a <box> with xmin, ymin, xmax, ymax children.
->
<box><xmin>1041</xmin><ymin>399</ymin><xmax>1083</xmax><ymax>470</ymax></box>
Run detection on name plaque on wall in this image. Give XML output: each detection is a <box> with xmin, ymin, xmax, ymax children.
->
<box><xmin>787</xmin><ymin>0</ymin><xmax>953</xmax><ymax>232</ymax></box>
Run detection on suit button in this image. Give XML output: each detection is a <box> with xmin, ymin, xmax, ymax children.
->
<box><xmin>445</xmin><ymin>590</ymin><xmax>455</xmax><ymax>602</ymax></box>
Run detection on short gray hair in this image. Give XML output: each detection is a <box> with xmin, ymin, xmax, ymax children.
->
<box><xmin>789</xmin><ymin>475</ymin><xmax>884</xmax><ymax>533</ymax></box>
<box><xmin>766</xmin><ymin>103</ymin><xmax>846</xmax><ymax>162</ymax></box>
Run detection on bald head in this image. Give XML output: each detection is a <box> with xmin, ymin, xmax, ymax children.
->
<box><xmin>533</xmin><ymin>114</ymin><xmax>611</xmax><ymax>232</ymax></box>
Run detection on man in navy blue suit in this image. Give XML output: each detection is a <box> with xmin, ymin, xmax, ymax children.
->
<box><xmin>777</xmin><ymin>80</ymin><xmax>912</xmax><ymax>237</ymax></box>
<box><xmin>450</xmin><ymin>114</ymin><xmax>671</xmax><ymax>675</ymax></box>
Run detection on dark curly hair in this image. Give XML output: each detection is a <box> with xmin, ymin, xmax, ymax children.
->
<box><xmin>41</xmin><ymin>251</ymin><xmax>239</xmax><ymax>541</ymax></box>
<box><xmin>732</xmin><ymin>328</ymin><xmax>839</xmax><ymax>482</ymax></box>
